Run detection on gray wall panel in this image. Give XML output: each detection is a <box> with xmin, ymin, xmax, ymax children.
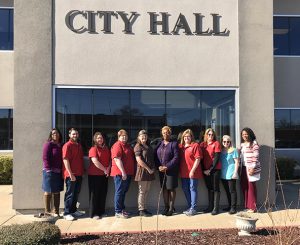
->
<box><xmin>274</xmin><ymin>0</ymin><xmax>300</xmax><ymax>15</ymax></box>
<box><xmin>13</xmin><ymin>0</ymin><xmax>52</xmax><ymax>209</ymax></box>
<box><xmin>239</xmin><ymin>0</ymin><xmax>275</xmax><ymax>205</ymax></box>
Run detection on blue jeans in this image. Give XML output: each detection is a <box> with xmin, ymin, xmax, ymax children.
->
<box><xmin>114</xmin><ymin>175</ymin><xmax>131</xmax><ymax>213</ymax></box>
<box><xmin>64</xmin><ymin>176</ymin><xmax>82</xmax><ymax>215</ymax></box>
<box><xmin>181</xmin><ymin>178</ymin><xmax>198</xmax><ymax>210</ymax></box>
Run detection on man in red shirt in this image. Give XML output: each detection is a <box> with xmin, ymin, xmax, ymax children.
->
<box><xmin>62</xmin><ymin>128</ymin><xmax>84</xmax><ymax>221</ymax></box>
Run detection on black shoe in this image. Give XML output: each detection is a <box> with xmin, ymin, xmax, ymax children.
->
<box><xmin>139</xmin><ymin>210</ymin><xmax>152</xmax><ymax>217</ymax></box>
<box><xmin>165</xmin><ymin>210</ymin><xmax>173</xmax><ymax>216</ymax></box>
<box><xmin>211</xmin><ymin>209</ymin><xmax>219</xmax><ymax>215</ymax></box>
<box><xmin>222</xmin><ymin>207</ymin><xmax>231</xmax><ymax>212</ymax></box>
<box><xmin>203</xmin><ymin>207</ymin><xmax>213</xmax><ymax>213</ymax></box>
<box><xmin>162</xmin><ymin>207</ymin><xmax>169</xmax><ymax>216</ymax></box>
<box><xmin>229</xmin><ymin>207</ymin><xmax>237</xmax><ymax>215</ymax></box>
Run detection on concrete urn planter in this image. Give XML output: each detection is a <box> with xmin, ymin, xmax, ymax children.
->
<box><xmin>235</xmin><ymin>213</ymin><xmax>258</xmax><ymax>236</ymax></box>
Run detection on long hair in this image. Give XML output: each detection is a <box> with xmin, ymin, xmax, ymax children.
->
<box><xmin>180</xmin><ymin>129</ymin><xmax>195</xmax><ymax>145</ymax></box>
<box><xmin>241</xmin><ymin>127</ymin><xmax>257</xmax><ymax>145</ymax></box>
<box><xmin>93</xmin><ymin>132</ymin><xmax>106</xmax><ymax>147</ymax></box>
<box><xmin>203</xmin><ymin>128</ymin><xmax>217</xmax><ymax>142</ymax></box>
<box><xmin>136</xmin><ymin>129</ymin><xmax>149</xmax><ymax>145</ymax></box>
<box><xmin>48</xmin><ymin>128</ymin><xmax>62</xmax><ymax>143</ymax></box>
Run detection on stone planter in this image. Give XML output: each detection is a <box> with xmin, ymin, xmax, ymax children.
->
<box><xmin>235</xmin><ymin>213</ymin><xmax>258</xmax><ymax>236</ymax></box>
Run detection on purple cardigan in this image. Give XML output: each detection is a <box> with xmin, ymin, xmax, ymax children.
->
<box><xmin>42</xmin><ymin>141</ymin><xmax>63</xmax><ymax>173</ymax></box>
<box><xmin>154</xmin><ymin>140</ymin><xmax>179</xmax><ymax>176</ymax></box>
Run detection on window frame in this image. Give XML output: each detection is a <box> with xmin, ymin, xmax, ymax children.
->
<box><xmin>0</xmin><ymin>107</ymin><xmax>13</xmax><ymax>152</ymax></box>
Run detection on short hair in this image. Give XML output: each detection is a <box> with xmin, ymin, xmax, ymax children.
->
<box><xmin>118</xmin><ymin>129</ymin><xmax>128</xmax><ymax>138</ymax></box>
<box><xmin>48</xmin><ymin>128</ymin><xmax>62</xmax><ymax>143</ymax></box>
<box><xmin>180</xmin><ymin>129</ymin><xmax>195</xmax><ymax>145</ymax></box>
<box><xmin>222</xmin><ymin>135</ymin><xmax>232</xmax><ymax>148</ymax></box>
<box><xmin>136</xmin><ymin>129</ymin><xmax>148</xmax><ymax>144</ymax></box>
<box><xmin>203</xmin><ymin>128</ymin><xmax>217</xmax><ymax>142</ymax></box>
<box><xmin>241</xmin><ymin>127</ymin><xmax>257</xmax><ymax>145</ymax></box>
<box><xmin>161</xmin><ymin>126</ymin><xmax>172</xmax><ymax>135</ymax></box>
<box><xmin>93</xmin><ymin>132</ymin><xmax>106</xmax><ymax>146</ymax></box>
<box><xmin>68</xmin><ymin>128</ymin><xmax>78</xmax><ymax>134</ymax></box>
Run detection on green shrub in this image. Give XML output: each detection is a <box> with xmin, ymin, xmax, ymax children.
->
<box><xmin>0</xmin><ymin>222</ymin><xmax>61</xmax><ymax>245</ymax></box>
<box><xmin>0</xmin><ymin>156</ymin><xmax>13</xmax><ymax>184</ymax></box>
<box><xmin>276</xmin><ymin>157</ymin><xmax>297</xmax><ymax>180</ymax></box>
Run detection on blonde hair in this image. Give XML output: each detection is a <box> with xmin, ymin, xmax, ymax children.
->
<box><xmin>180</xmin><ymin>129</ymin><xmax>195</xmax><ymax>145</ymax></box>
<box><xmin>222</xmin><ymin>135</ymin><xmax>235</xmax><ymax>153</ymax></box>
<box><xmin>203</xmin><ymin>128</ymin><xmax>217</xmax><ymax>142</ymax></box>
<box><xmin>161</xmin><ymin>126</ymin><xmax>172</xmax><ymax>135</ymax></box>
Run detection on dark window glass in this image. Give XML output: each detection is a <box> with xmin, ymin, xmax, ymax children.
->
<box><xmin>56</xmin><ymin>89</ymin><xmax>93</xmax><ymax>153</ymax></box>
<box><xmin>93</xmin><ymin>89</ymin><xmax>130</xmax><ymax>147</ymax></box>
<box><xmin>0</xmin><ymin>9</ymin><xmax>13</xmax><ymax>50</ymax></box>
<box><xmin>130</xmin><ymin>90</ymin><xmax>165</xmax><ymax>147</ymax></box>
<box><xmin>274</xmin><ymin>17</ymin><xmax>300</xmax><ymax>55</ymax></box>
<box><xmin>289</xmin><ymin>18</ymin><xmax>300</xmax><ymax>55</ymax></box>
<box><xmin>0</xmin><ymin>109</ymin><xmax>13</xmax><ymax>150</ymax></box>
<box><xmin>166</xmin><ymin>91</ymin><xmax>201</xmax><ymax>141</ymax></box>
<box><xmin>55</xmin><ymin>89</ymin><xmax>236</xmax><ymax>151</ymax></box>
<box><xmin>275</xmin><ymin>109</ymin><xmax>300</xmax><ymax>148</ymax></box>
<box><xmin>200</xmin><ymin>91</ymin><xmax>236</xmax><ymax>144</ymax></box>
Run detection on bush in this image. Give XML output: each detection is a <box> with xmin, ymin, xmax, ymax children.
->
<box><xmin>0</xmin><ymin>222</ymin><xmax>61</xmax><ymax>245</ymax></box>
<box><xmin>276</xmin><ymin>157</ymin><xmax>297</xmax><ymax>180</ymax></box>
<box><xmin>0</xmin><ymin>156</ymin><xmax>13</xmax><ymax>184</ymax></box>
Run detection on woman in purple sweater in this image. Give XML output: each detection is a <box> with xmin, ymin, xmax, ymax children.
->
<box><xmin>41</xmin><ymin>128</ymin><xmax>64</xmax><ymax>217</ymax></box>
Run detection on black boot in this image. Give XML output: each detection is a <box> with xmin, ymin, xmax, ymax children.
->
<box><xmin>211</xmin><ymin>192</ymin><xmax>220</xmax><ymax>215</ymax></box>
<box><xmin>204</xmin><ymin>191</ymin><xmax>214</xmax><ymax>213</ymax></box>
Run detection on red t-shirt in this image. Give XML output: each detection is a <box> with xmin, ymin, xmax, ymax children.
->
<box><xmin>179</xmin><ymin>142</ymin><xmax>203</xmax><ymax>179</ymax></box>
<box><xmin>88</xmin><ymin>145</ymin><xmax>111</xmax><ymax>175</ymax></box>
<box><xmin>62</xmin><ymin>140</ymin><xmax>84</xmax><ymax>179</ymax></box>
<box><xmin>110</xmin><ymin>141</ymin><xmax>135</xmax><ymax>176</ymax></box>
<box><xmin>200</xmin><ymin>140</ymin><xmax>222</xmax><ymax>170</ymax></box>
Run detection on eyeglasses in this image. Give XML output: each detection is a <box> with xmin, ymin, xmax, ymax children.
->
<box><xmin>223</xmin><ymin>141</ymin><xmax>230</xmax><ymax>143</ymax></box>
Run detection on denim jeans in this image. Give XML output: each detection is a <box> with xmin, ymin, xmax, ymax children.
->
<box><xmin>181</xmin><ymin>178</ymin><xmax>198</xmax><ymax>210</ymax></box>
<box><xmin>114</xmin><ymin>175</ymin><xmax>131</xmax><ymax>213</ymax></box>
<box><xmin>64</xmin><ymin>176</ymin><xmax>82</xmax><ymax>215</ymax></box>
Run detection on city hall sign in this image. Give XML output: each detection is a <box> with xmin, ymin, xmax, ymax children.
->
<box><xmin>65</xmin><ymin>11</ymin><xmax>229</xmax><ymax>36</ymax></box>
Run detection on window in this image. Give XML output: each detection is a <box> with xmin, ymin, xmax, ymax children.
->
<box><xmin>274</xmin><ymin>17</ymin><xmax>300</xmax><ymax>55</ymax></box>
<box><xmin>275</xmin><ymin>109</ymin><xmax>300</xmax><ymax>148</ymax></box>
<box><xmin>0</xmin><ymin>8</ymin><xmax>13</xmax><ymax>50</ymax></box>
<box><xmin>0</xmin><ymin>109</ymin><xmax>13</xmax><ymax>150</ymax></box>
<box><xmin>56</xmin><ymin>88</ymin><xmax>236</xmax><ymax>153</ymax></box>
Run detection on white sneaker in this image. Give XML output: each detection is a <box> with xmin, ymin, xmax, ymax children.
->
<box><xmin>64</xmin><ymin>214</ymin><xmax>75</xmax><ymax>221</ymax></box>
<box><xmin>92</xmin><ymin>215</ymin><xmax>100</xmax><ymax>220</ymax></box>
<box><xmin>72</xmin><ymin>211</ymin><xmax>84</xmax><ymax>217</ymax></box>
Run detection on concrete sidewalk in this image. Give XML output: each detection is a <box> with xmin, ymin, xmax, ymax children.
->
<box><xmin>0</xmin><ymin>185</ymin><xmax>299</xmax><ymax>234</ymax></box>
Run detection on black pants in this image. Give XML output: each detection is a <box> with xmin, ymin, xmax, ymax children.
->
<box><xmin>88</xmin><ymin>175</ymin><xmax>108</xmax><ymax>217</ymax></box>
<box><xmin>221</xmin><ymin>179</ymin><xmax>237</xmax><ymax>207</ymax></box>
<box><xmin>204</xmin><ymin>170</ymin><xmax>220</xmax><ymax>192</ymax></box>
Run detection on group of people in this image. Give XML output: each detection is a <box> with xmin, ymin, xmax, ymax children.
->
<box><xmin>41</xmin><ymin>126</ymin><xmax>261</xmax><ymax>221</ymax></box>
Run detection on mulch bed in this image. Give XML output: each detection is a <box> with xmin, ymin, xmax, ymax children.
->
<box><xmin>61</xmin><ymin>227</ymin><xmax>300</xmax><ymax>244</ymax></box>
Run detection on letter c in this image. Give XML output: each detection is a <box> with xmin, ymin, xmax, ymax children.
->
<box><xmin>65</xmin><ymin>10</ymin><xmax>88</xmax><ymax>34</ymax></box>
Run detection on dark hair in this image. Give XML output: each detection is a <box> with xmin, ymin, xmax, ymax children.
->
<box><xmin>69</xmin><ymin>128</ymin><xmax>78</xmax><ymax>134</ymax></box>
<box><xmin>48</xmin><ymin>128</ymin><xmax>62</xmax><ymax>143</ymax></box>
<box><xmin>241</xmin><ymin>127</ymin><xmax>257</xmax><ymax>145</ymax></box>
<box><xmin>93</xmin><ymin>132</ymin><xmax>106</xmax><ymax>146</ymax></box>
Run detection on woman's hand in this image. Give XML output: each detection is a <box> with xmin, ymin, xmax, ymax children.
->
<box><xmin>159</xmin><ymin>166</ymin><xmax>168</xmax><ymax>172</ymax></box>
<box><xmin>204</xmin><ymin>170</ymin><xmax>210</xmax><ymax>176</ymax></box>
<box><xmin>248</xmin><ymin>168</ymin><xmax>254</xmax><ymax>176</ymax></box>
<box><xmin>232</xmin><ymin>172</ymin><xmax>238</xmax><ymax>179</ymax></box>
<box><xmin>147</xmin><ymin>168</ymin><xmax>155</xmax><ymax>174</ymax></box>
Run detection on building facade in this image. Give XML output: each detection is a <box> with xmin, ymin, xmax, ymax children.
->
<box><xmin>0</xmin><ymin>0</ymin><xmax>279</xmax><ymax>211</ymax></box>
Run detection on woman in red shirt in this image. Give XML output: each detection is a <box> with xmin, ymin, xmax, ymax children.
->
<box><xmin>88</xmin><ymin>132</ymin><xmax>111</xmax><ymax>219</ymax></box>
<box><xmin>179</xmin><ymin>129</ymin><xmax>203</xmax><ymax>216</ymax></box>
<box><xmin>200</xmin><ymin>128</ymin><xmax>222</xmax><ymax>215</ymax></box>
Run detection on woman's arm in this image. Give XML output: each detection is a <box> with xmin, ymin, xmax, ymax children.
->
<box><xmin>114</xmin><ymin>157</ymin><xmax>127</xmax><ymax>180</ymax></box>
<box><xmin>91</xmin><ymin>157</ymin><xmax>108</xmax><ymax>175</ymax></box>
<box><xmin>189</xmin><ymin>158</ymin><xmax>200</xmax><ymax>178</ymax></box>
<box><xmin>135</xmin><ymin>156</ymin><xmax>154</xmax><ymax>174</ymax></box>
